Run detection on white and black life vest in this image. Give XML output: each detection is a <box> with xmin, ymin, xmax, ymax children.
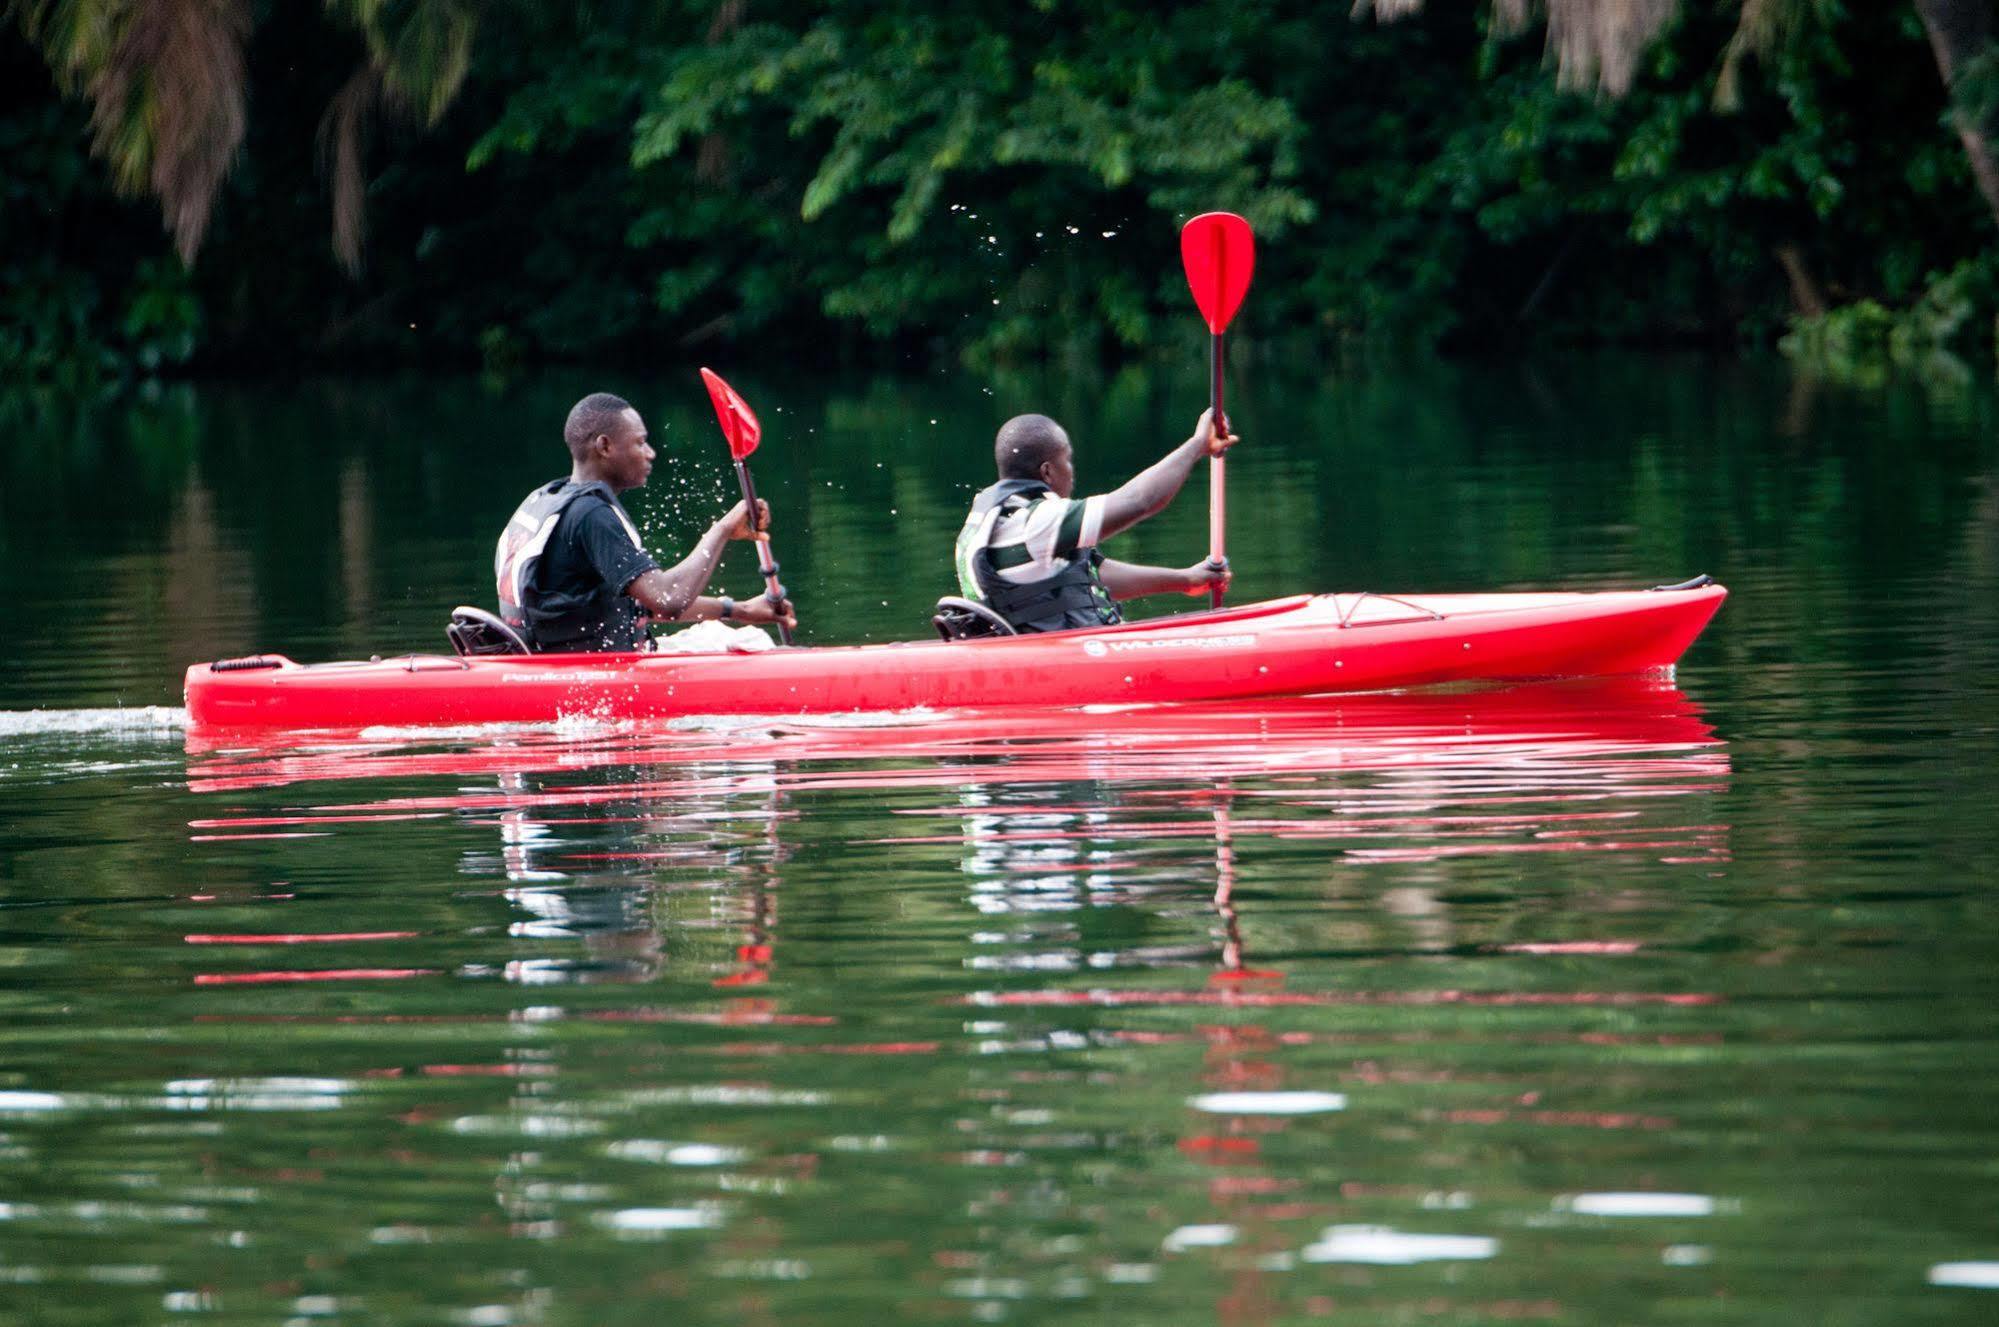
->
<box><xmin>495</xmin><ymin>479</ymin><xmax>648</xmax><ymax>651</ymax></box>
<box><xmin>957</xmin><ymin>479</ymin><xmax>1121</xmax><ymax>634</ymax></box>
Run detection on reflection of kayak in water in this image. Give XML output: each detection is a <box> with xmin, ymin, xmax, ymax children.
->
<box><xmin>186</xmin><ymin>677</ymin><xmax>1724</xmax><ymax>841</ymax></box>
<box><xmin>184</xmin><ymin>584</ymin><xmax>1725</xmax><ymax>735</ymax></box>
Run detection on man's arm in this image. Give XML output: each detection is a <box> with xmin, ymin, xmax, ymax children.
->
<box><xmin>676</xmin><ymin>594</ymin><xmax>797</xmax><ymax>632</ymax></box>
<box><xmin>1098</xmin><ymin>558</ymin><xmax>1231</xmax><ymax>602</ymax></box>
<box><xmin>1098</xmin><ymin>408</ymin><xmax>1234</xmax><ymax>539</ymax></box>
<box><xmin>623</xmin><ymin>499</ymin><xmax>767</xmax><ymax>620</ymax></box>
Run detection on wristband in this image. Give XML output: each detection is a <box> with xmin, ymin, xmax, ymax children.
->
<box><xmin>718</xmin><ymin>596</ymin><xmax>734</xmax><ymax>621</ymax></box>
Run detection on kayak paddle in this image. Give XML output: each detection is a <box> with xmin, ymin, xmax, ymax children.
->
<box><xmin>1179</xmin><ymin>211</ymin><xmax>1255</xmax><ymax>610</ymax></box>
<box><xmin>698</xmin><ymin>367</ymin><xmax>793</xmax><ymax>645</ymax></box>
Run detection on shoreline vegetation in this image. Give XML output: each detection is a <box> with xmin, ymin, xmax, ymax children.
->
<box><xmin>4</xmin><ymin>1</ymin><xmax>1995</xmax><ymax>388</ymax></box>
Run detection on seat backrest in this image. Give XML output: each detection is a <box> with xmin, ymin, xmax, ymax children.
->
<box><xmin>447</xmin><ymin>605</ymin><xmax>531</xmax><ymax>657</ymax></box>
<box><xmin>932</xmin><ymin>596</ymin><xmax>1018</xmax><ymax>642</ymax></box>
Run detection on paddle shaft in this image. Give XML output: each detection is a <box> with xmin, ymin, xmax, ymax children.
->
<box><xmin>732</xmin><ymin>459</ymin><xmax>793</xmax><ymax>646</ymax></box>
<box><xmin>1207</xmin><ymin>332</ymin><xmax>1228</xmax><ymax>610</ymax></box>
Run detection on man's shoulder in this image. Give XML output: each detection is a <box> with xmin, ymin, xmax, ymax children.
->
<box><xmin>530</xmin><ymin>487</ymin><xmax>622</xmax><ymax>560</ymax></box>
<box><xmin>565</xmin><ymin>490</ymin><xmax>652</xmax><ymax>562</ymax></box>
<box><xmin>554</xmin><ymin>486</ymin><xmax>625</xmax><ymax>527</ymax></box>
<box><xmin>1008</xmin><ymin>491</ymin><xmax>1094</xmax><ymax>527</ymax></box>
<box><xmin>511</xmin><ymin>478</ymin><xmax>614</xmax><ymax>517</ymax></box>
<box><xmin>1001</xmin><ymin>490</ymin><xmax>1080</xmax><ymax>517</ymax></box>
<box><xmin>565</xmin><ymin>494</ymin><xmax>634</xmax><ymax>537</ymax></box>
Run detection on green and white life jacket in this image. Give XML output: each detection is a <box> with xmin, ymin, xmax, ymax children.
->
<box><xmin>954</xmin><ymin>479</ymin><xmax>1121</xmax><ymax>634</ymax></box>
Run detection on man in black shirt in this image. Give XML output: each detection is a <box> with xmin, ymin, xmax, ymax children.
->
<box><xmin>497</xmin><ymin>392</ymin><xmax>796</xmax><ymax>651</ymax></box>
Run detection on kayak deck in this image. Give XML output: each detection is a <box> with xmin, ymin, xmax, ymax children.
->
<box><xmin>184</xmin><ymin>585</ymin><xmax>1727</xmax><ymax>734</ymax></box>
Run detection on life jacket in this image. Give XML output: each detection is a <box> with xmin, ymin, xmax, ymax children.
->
<box><xmin>954</xmin><ymin>479</ymin><xmax>1122</xmax><ymax>634</ymax></box>
<box><xmin>495</xmin><ymin>479</ymin><xmax>650</xmax><ymax>652</ymax></box>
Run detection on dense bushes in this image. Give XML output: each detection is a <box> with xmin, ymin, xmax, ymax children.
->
<box><xmin>4</xmin><ymin>2</ymin><xmax>1993</xmax><ymax>381</ymax></box>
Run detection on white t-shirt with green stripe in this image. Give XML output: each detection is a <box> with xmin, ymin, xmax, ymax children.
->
<box><xmin>955</xmin><ymin>490</ymin><xmax>1109</xmax><ymax>600</ymax></box>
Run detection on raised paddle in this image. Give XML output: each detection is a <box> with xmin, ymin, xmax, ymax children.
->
<box><xmin>1179</xmin><ymin>211</ymin><xmax>1255</xmax><ymax>610</ymax></box>
<box><xmin>698</xmin><ymin>367</ymin><xmax>793</xmax><ymax>645</ymax></box>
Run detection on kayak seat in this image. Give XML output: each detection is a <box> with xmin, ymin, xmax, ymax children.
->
<box><xmin>932</xmin><ymin>596</ymin><xmax>1018</xmax><ymax>642</ymax></box>
<box><xmin>446</xmin><ymin>606</ymin><xmax>531</xmax><ymax>657</ymax></box>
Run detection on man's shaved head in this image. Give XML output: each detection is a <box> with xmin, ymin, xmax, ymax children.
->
<box><xmin>564</xmin><ymin>392</ymin><xmax>636</xmax><ymax>460</ymax></box>
<box><xmin>995</xmin><ymin>414</ymin><xmax>1070</xmax><ymax>480</ymax></box>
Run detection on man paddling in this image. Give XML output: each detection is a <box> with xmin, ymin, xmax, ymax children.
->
<box><xmin>954</xmin><ymin>410</ymin><xmax>1235</xmax><ymax>633</ymax></box>
<box><xmin>497</xmin><ymin>392</ymin><xmax>796</xmax><ymax>652</ymax></box>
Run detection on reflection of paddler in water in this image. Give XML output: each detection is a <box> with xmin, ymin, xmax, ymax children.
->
<box><xmin>711</xmin><ymin>765</ymin><xmax>789</xmax><ymax>992</ymax></box>
<box><xmin>957</xmin><ymin>782</ymin><xmax>1213</xmax><ymax>966</ymax></box>
<box><xmin>490</xmin><ymin>770</ymin><xmax>665</xmax><ymax>985</ymax></box>
<box><xmin>1184</xmin><ymin>783</ymin><xmax>1296</xmax><ymax>1327</ymax></box>
<box><xmin>471</xmin><ymin>763</ymin><xmax>791</xmax><ymax>987</ymax></box>
<box><xmin>951</xmin><ymin>779</ymin><xmax>1298</xmax><ymax>1319</ymax></box>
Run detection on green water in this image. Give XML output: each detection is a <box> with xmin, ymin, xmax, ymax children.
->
<box><xmin>1</xmin><ymin>357</ymin><xmax>1996</xmax><ymax>1325</ymax></box>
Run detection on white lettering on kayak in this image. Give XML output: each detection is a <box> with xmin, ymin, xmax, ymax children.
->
<box><xmin>500</xmin><ymin>671</ymin><xmax>629</xmax><ymax>684</ymax></box>
<box><xmin>1083</xmin><ymin>634</ymin><xmax>1257</xmax><ymax>656</ymax></box>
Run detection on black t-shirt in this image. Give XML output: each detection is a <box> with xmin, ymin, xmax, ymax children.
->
<box><xmin>531</xmin><ymin>493</ymin><xmax>660</xmax><ymax>651</ymax></box>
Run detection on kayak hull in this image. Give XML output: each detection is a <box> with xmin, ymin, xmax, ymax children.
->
<box><xmin>183</xmin><ymin>585</ymin><xmax>1727</xmax><ymax>734</ymax></box>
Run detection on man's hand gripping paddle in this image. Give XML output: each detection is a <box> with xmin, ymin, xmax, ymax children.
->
<box><xmin>699</xmin><ymin>367</ymin><xmax>793</xmax><ymax>645</ymax></box>
<box><xmin>1179</xmin><ymin>211</ymin><xmax>1255</xmax><ymax>610</ymax></box>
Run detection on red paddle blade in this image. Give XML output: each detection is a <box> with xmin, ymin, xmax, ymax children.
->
<box><xmin>699</xmin><ymin>367</ymin><xmax>762</xmax><ymax>460</ymax></box>
<box><xmin>1179</xmin><ymin>212</ymin><xmax>1256</xmax><ymax>334</ymax></box>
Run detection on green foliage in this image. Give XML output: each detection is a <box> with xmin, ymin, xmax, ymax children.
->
<box><xmin>1949</xmin><ymin>42</ymin><xmax>1999</xmax><ymax>136</ymax></box>
<box><xmin>0</xmin><ymin>78</ymin><xmax>196</xmax><ymax>383</ymax></box>
<box><xmin>1781</xmin><ymin>253</ymin><xmax>1999</xmax><ymax>378</ymax></box>
<box><xmin>119</xmin><ymin>256</ymin><xmax>202</xmax><ymax>371</ymax></box>
<box><xmin>582</xmin><ymin>2</ymin><xmax>1315</xmax><ymax>363</ymax></box>
<box><xmin>4</xmin><ymin>0</ymin><xmax>1996</xmax><ymax>378</ymax></box>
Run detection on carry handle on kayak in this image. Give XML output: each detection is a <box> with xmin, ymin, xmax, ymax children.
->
<box><xmin>1180</xmin><ymin>212</ymin><xmax>1255</xmax><ymax>610</ymax></box>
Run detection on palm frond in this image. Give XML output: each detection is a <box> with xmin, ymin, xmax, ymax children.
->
<box><xmin>1491</xmin><ymin>0</ymin><xmax>1534</xmax><ymax>35</ymax></box>
<box><xmin>1541</xmin><ymin>0</ymin><xmax>1681</xmax><ymax>98</ymax></box>
<box><xmin>14</xmin><ymin>0</ymin><xmax>250</xmax><ymax>262</ymax></box>
<box><xmin>319</xmin><ymin>63</ymin><xmax>381</xmax><ymax>274</ymax></box>
<box><xmin>1348</xmin><ymin>0</ymin><xmax>1426</xmax><ymax>20</ymax></box>
<box><xmin>311</xmin><ymin>0</ymin><xmax>478</xmax><ymax>271</ymax></box>
<box><xmin>324</xmin><ymin>0</ymin><xmax>475</xmax><ymax>124</ymax></box>
<box><xmin>1358</xmin><ymin>0</ymin><xmax>1683</xmax><ymax>99</ymax></box>
<box><xmin>1716</xmin><ymin>0</ymin><xmax>1799</xmax><ymax>110</ymax></box>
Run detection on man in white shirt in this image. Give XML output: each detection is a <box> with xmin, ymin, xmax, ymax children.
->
<box><xmin>953</xmin><ymin>409</ymin><xmax>1235</xmax><ymax>633</ymax></box>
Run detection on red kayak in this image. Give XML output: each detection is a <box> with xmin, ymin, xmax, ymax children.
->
<box><xmin>183</xmin><ymin>583</ymin><xmax>1725</xmax><ymax>734</ymax></box>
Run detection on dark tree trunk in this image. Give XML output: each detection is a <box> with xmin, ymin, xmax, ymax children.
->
<box><xmin>1912</xmin><ymin>0</ymin><xmax>1999</xmax><ymax>228</ymax></box>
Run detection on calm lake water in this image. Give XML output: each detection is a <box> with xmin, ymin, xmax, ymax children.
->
<box><xmin>1</xmin><ymin>356</ymin><xmax>1996</xmax><ymax>1324</ymax></box>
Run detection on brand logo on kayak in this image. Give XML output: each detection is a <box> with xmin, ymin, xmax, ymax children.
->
<box><xmin>501</xmin><ymin>671</ymin><xmax>626</xmax><ymax>684</ymax></box>
<box><xmin>1084</xmin><ymin>634</ymin><xmax>1256</xmax><ymax>656</ymax></box>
